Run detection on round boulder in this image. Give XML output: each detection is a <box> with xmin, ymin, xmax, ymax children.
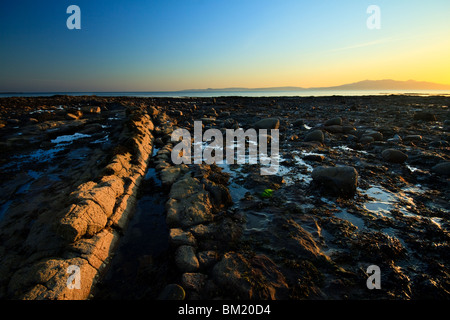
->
<box><xmin>432</xmin><ymin>162</ymin><xmax>450</xmax><ymax>176</ymax></box>
<box><xmin>413</xmin><ymin>111</ymin><xmax>436</xmax><ymax>121</ymax></box>
<box><xmin>311</xmin><ymin>166</ymin><xmax>358</xmax><ymax>197</ymax></box>
<box><xmin>305</xmin><ymin>130</ymin><xmax>324</xmax><ymax>143</ymax></box>
<box><xmin>324</xmin><ymin>117</ymin><xmax>342</xmax><ymax>126</ymax></box>
<box><xmin>364</xmin><ymin>130</ymin><xmax>383</xmax><ymax>141</ymax></box>
<box><xmin>254</xmin><ymin>118</ymin><xmax>280</xmax><ymax>130</ymax></box>
<box><xmin>359</xmin><ymin>135</ymin><xmax>374</xmax><ymax>144</ymax></box>
<box><xmin>381</xmin><ymin>149</ymin><xmax>408</xmax><ymax>164</ymax></box>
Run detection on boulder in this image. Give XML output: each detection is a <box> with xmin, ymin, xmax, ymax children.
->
<box><xmin>169</xmin><ymin>228</ymin><xmax>197</xmax><ymax>246</ymax></box>
<box><xmin>323</xmin><ymin>125</ymin><xmax>343</xmax><ymax>134</ymax></box>
<box><xmin>203</xmin><ymin>180</ymin><xmax>233</xmax><ymax>209</ymax></box>
<box><xmin>413</xmin><ymin>111</ymin><xmax>436</xmax><ymax>121</ymax></box>
<box><xmin>431</xmin><ymin>162</ymin><xmax>450</xmax><ymax>176</ymax></box>
<box><xmin>363</xmin><ymin>130</ymin><xmax>383</xmax><ymax>141</ymax></box>
<box><xmin>311</xmin><ymin>166</ymin><xmax>358</xmax><ymax>197</ymax></box>
<box><xmin>175</xmin><ymin>245</ymin><xmax>200</xmax><ymax>272</ymax></box>
<box><xmin>169</xmin><ymin>175</ymin><xmax>202</xmax><ymax>200</ymax></box>
<box><xmin>157</xmin><ymin>284</ymin><xmax>185</xmax><ymax>300</ymax></box>
<box><xmin>342</xmin><ymin>125</ymin><xmax>357</xmax><ymax>134</ymax></box>
<box><xmin>197</xmin><ymin>251</ymin><xmax>220</xmax><ymax>269</ymax></box>
<box><xmin>304</xmin><ymin>130</ymin><xmax>324</xmax><ymax>143</ymax></box>
<box><xmin>181</xmin><ymin>273</ymin><xmax>208</xmax><ymax>292</ymax></box>
<box><xmin>254</xmin><ymin>118</ymin><xmax>280</xmax><ymax>130</ymax></box>
<box><xmin>359</xmin><ymin>135</ymin><xmax>374</xmax><ymax>144</ymax></box>
<box><xmin>189</xmin><ymin>223</ymin><xmax>217</xmax><ymax>239</ymax></box>
<box><xmin>160</xmin><ymin>166</ymin><xmax>181</xmax><ymax>186</ymax></box>
<box><xmin>324</xmin><ymin>117</ymin><xmax>342</xmax><ymax>126</ymax></box>
<box><xmin>269</xmin><ymin>216</ymin><xmax>324</xmax><ymax>261</ymax></box>
<box><xmin>166</xmin><ymin>190</ymin><xmax>214</xmax><ymax>228</ymax></box>
<box><xmin>382</xmin><ymin>149</ymin><xmax>408</xmax><ymax>163</ymax></box>
<box><xmin>211</xmin><ymin>252</ymin><xmax>289</xmax><ymax>300</ymax></box>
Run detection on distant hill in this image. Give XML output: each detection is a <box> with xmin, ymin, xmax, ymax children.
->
<box><xmin>318</xmin><ymin>79</ymin><xmax>450</xmax><ymax>91</ymax></box>
<box><xmin>179</xmin><ymin>79</ymin><xmax>450</xmax><ymax>92</ymax></box>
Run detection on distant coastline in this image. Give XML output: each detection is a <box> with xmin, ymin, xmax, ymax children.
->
<box><xmin>2</xmin><ymin>90</ymin><xmax>450</xmax><ymax>99</ymax></box>
<box><xmin>2</xmin><ymin>80</ymin><xmax>450</xmax><ymax>98</ymax></box>
<box><xmin>179</xmin><ymin>79</ymin><xmax>450</xmax><ymax>92</ymax></box>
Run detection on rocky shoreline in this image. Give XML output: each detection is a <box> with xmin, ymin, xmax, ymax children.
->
<box><xmin>0</xmin><ymin>95</ymin><xmax>449</xmax><ymax>300</ymax></box>
<box><xmin>1</xmin><ymin>100</ymin><xmax>155</xmax><ymax>299</ymax></box>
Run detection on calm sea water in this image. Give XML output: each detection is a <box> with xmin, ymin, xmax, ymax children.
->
<box><xmin>1</xmin><ymin>89</ymin><xmax>450</xmax><ymax>98</ymax></box>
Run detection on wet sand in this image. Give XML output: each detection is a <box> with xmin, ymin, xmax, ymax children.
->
<box><xmin>0</xmin><ymin>95</ymin><xmax>449</xmax><ymax>300</ymax></box>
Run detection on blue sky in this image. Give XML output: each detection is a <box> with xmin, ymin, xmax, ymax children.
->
<box><xmin>1</xmin><ymin>0</ymin><xmax>449</xmax><ymax>91</ymax></box>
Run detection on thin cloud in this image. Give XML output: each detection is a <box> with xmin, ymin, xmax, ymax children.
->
<box><xmin>329</xmin><ymin>38</ymin><xmax>395</xmax><ymax>53</ymax></box>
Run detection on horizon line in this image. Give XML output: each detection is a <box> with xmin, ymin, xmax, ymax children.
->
<box><xmin>2</xmin><ymin>79</ymin><xmax>450</xmax><ymax>94</ymax></box>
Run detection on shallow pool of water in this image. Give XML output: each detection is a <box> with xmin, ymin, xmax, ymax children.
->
<box><xmin>361</xmin><ymin>186</ymin><xmax>398</xmax><ymax>217</ymax></box>
<box><xmin>334</xmin><ymin>209</ymin><xmax>367</xmax><ymax>230</ymax></box>
<box><xmin>94</xmin><ymin>163</ymin><xmax>170</xmax><ymax>299</ymax></box>
<box><xmin>228</xmin><ymin>182</ymin><xmax>249</xmax><ymax>205</ymax></box>
<box><xmin>245</xmin><ymin>211</ymin><xmax>273</xmax><ymax>232</ymax></box>
<box><xmin>51</xmin><ymin>132</ymin><xmax>91</xmax><ymax>144</ymax></box>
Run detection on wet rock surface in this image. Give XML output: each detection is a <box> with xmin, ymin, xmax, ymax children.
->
<box><xmin>0</xmin><ymin>94</ymin><xmax>449</xmax><ymax>300</ymax></box>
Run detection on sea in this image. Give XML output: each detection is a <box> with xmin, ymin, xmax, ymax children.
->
<box><xmin>1</xmin><ymin>89</ymin><xmax>450</xmax><ymax>98</ymax></box>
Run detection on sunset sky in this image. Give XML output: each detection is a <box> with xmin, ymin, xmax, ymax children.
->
<box><xmin>1</xmin><ymin>0</ymin><xmax>449</xmax><ymax>92</ymax></box>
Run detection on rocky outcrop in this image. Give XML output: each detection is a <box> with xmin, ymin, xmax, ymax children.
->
<box><xmin>8</xmin><ymin>108</ymin><xmax>156</xmax><ymax>300</ymax></box>
<box><xmin>211</xmin><ymin>252</ymin><xmax>289</xmax><ymax>300</ymax></box>
<box><xmin>58</xmin><ymin>176</ymin><xmax>125</xmax><ymax>241</ymax></box>
<box><xmin>3</xmin><ymin>95</ymin><xmax>448</xmax><ymax>301</ymax></box>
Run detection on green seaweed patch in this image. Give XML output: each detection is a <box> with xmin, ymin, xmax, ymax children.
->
<box><xmin>261</xmin><ymin>189</ymin><xmax>274</xmax><ymax>198</ymax></box>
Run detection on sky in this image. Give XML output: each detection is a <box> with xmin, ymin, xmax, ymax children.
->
<box><xmin>1</xmin><ymin>0</ymin><xmax>449</xmax><ymax>92</ymax></box>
